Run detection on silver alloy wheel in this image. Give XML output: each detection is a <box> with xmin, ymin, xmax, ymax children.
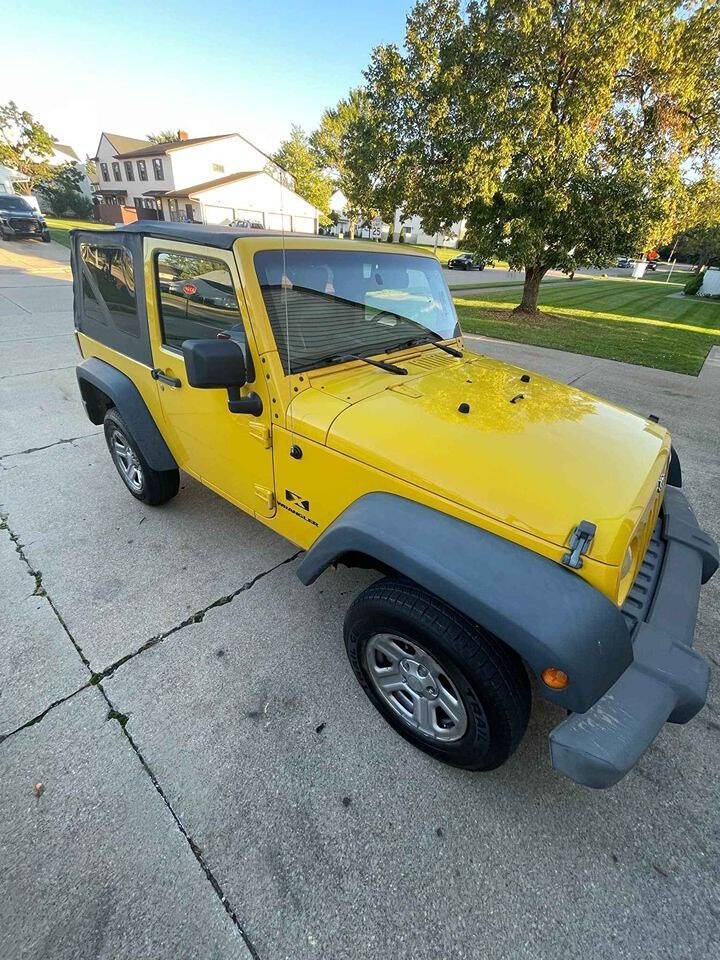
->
<box><xmin>111</xmin><ymin>429</ymin><xmax>144</xmax><ymax>493</ymax></box>
<box><xmin>365</xmin><ymin>633</ymin><xmax>468</xmax><ymax>742</ymax></box>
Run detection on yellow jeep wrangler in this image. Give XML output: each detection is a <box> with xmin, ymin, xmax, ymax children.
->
<box><xmin>70</xmin><ymin>222</ymin><xmax>718</xmax><ymax>788</ymax></box>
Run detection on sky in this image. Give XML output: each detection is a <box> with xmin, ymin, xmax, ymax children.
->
<box><xmin>3</xmin><ymin>0</ymin><xmax>412</xmax><ymax>159</ymax></box>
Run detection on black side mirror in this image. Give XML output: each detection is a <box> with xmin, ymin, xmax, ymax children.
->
<box><xmin>182</xmin><ymin>337</ymin><xmax>247</xmax><ymax>388</ymax></box>
<box><xmin>182</xmin><ymin>338</ymin><xmax>263</xmax><ymax>416</ymax></box>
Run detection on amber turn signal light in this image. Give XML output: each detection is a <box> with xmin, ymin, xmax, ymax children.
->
<box><xmin>542</xmin><ymin>667</ymin><xmax>569</xmax><ymax>690</ymax></box>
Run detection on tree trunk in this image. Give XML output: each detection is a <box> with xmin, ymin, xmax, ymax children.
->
<box><xmin>514</xmin><ymin>265</ymin><xmax>548</xmax><ymax>314</ymax></box>
<box><xmin>349</xmin><ymin>218</ymin><xmax>356</xmax><ymax>240</ymax></box>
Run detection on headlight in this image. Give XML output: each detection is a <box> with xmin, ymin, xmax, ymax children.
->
<box><xmin>621</xmin><ymin>545</ymin><xmax>633</xmax><ymax>579</ymax></box>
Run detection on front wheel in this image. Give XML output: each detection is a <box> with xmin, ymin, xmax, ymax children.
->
<box><xmin>344</xmin><ymin>578</ymin><xmax>531</xmax><ymax>771</ymax></box>
<box><xmin>103</xmin><ymin>408</ymin><xmax>179</xmax><ymax>506</ymax></box>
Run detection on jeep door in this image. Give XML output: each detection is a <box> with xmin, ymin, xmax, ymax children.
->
<box><xmin>145</xmin><ymin>238</ymin><xmax>275</xmax><ymax>517</ymax></box>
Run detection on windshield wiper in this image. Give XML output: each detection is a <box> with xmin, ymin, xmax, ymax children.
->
<box><xmin>386</xmin><ymin>336</ymin><xmax>463</xmax><ymax>358</ymax></box>
<box><xmin>307</xmin><ymin>353</ymin><xmax>408</xmax><ymax>375</ymax></box>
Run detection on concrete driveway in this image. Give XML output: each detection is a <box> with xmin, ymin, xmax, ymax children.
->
<box><xmin>1</xmin><ymin>239</ymin><xmax>719</xmax><ymax>960</ymax></box>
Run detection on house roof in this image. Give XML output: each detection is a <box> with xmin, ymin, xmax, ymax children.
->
<box><xmin>100</xmin><ymin>132</ymin><xmax>151</xmax><ymax>156</ymax></box>
<box><xmin>53</xmin><ymin>143</ymin><xmax>80</xmax><ymax>161</ymax></box>
<box><xmin>163</xmin><ymin>170</ymin><xmax>260</xmax><ymax>198</ymax></box>
<box><xmin>114</xmin><ymin>134</ymin><xmax>237</xmax><ymax>160</ymax></box>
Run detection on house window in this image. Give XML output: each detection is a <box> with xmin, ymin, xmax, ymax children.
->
<box><xmin>155</xmin><ymin>252</ymin><xmax>241</xmax><ymax>350</ymax></box>
<box><xmin>212</xmin><ymin>163</ymin><xmax>224</xmax><ymax>173</ymax></box>
<box><xmin>112</xmin><ymin>162</ymin><xmax>121</xmax><ymax>182</ymax></box>
<box><xmin>100</xmin><ymin>163</ymin><xmax>109</xmax><ymax>181</ymax></box>
<box><xmin>152</xmin><ymin>158</ymin><xmax>164</xmax><ymax>180</ymax></box>
<box><xmin>137</xmin><ymin>160</ymin><xmax>148</xmax><ymax>181</ymax></box>
<box><xmin>124</xmin><ymin>161</ymin><xmax>135</xmax><ymax>181</ymax></box>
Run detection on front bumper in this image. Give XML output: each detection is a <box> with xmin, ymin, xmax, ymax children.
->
<box><xmin>549</xmin><ymin>486</ymin><xmax>718</xmax><ymax>788</ymax></box>
<box><xmin>1</xmin><ymin>218</ymin><xmax>47</xmax><ymax>237</ymax></box>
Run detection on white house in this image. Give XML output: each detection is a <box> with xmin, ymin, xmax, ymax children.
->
<box><xmin>93</xmin><ymin>131</ymin><xmax>321</xmax><ymax>232</ymax></box>
<box><xmin>327</xmin><ymin>189</ymin><xmax>465</xmax><ymax>247</ymax></box>
<box><xmin>47</xmin><ymin>143</ymin><xmax>92</xmax><ymax>196</ymax></box>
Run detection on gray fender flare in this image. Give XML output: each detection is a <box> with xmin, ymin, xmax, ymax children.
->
<box><xmin>76</xmin><ymin>357</ymin><xmax>177</xmax><ymax>472</ymax></box>
<box><xmin>297</xmin><ymin>493</ymin><xmax>632</xmax><ymax>713</ymax></box>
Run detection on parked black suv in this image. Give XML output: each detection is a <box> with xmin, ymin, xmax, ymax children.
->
<box><xmin>447</xmin><ymin>253</ymin><xmax>485</xmax><ymax>270</ymax></box>
<box><xmin>0</xmin><ymin>195</ymin><xmax>51</xmax><ymax>242</ymax></box>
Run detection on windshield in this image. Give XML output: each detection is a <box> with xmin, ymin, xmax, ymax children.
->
<box><xmin>0</xmin><ymin>195</ymin><xmax>33</xmax><ymax>212</ymax></box>
<box><xmin>254</xmin><ymin>249</ymin><xmax>460</xmax><ymax>373</ymax></box>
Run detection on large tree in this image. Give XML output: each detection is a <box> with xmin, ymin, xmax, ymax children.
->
<box><xmin>272</xmin><ymin>126</ymin><xmax>333</xmax><ymax>225</ymax></box>
<box><xmin>364</xmin><ymin>0</ymin><xmax>720</xmax><ymax>312</ymax></box>
<box><xmin>0</xmin><ymin>101</ymin><xmax>55</xmax><ymax>194</ymax></box>
<box><xmin>311</xmin><ymin>89</ymin><xmax>381</xmax><ymax>238</ymax></box>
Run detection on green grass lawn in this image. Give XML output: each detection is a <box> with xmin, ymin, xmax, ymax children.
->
<box><xmin>46</xmin><ymin>218</ymin><xmax>107</xmax><ymax>247</ymax></box>
<box><xmin>640</xmin><ymin>268</ymin><xmax>695</xmax><ymax>285</ymax></box>
<box><xmin>454</xmin><ymin>278</ymin><xmax>720</xmax><ymax>375</ymax></box>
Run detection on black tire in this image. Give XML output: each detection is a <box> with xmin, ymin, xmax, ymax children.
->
<box><xmin>103</xmin><ymin>408</ymin><xmax>179</xmax><ymax>506</ymax></box>
<box><xmin>344</xmin><ymin>578</ymin><xmax>531</xmax><ymax>771</ymax></box>
<box><xmin>42</xmin><ymin>232</ymin><xmax>51</xmax><ymax>243</ymax></box>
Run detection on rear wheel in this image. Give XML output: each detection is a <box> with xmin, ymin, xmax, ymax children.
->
<box><xmin>344</xmin><ymin>578</ymin><xmax>531</xmax><ymax>771</ymax></box>
<box><xmin>103</xmin><ymin>408</ymin><xmax>179</xmax><ymax>506</ymax></box>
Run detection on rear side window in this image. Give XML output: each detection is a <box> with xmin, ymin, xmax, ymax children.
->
<box><xmin>80</xmin><ymin>243</ymin><xmax>139</xmax><ymax>337</ymax></box>
<box><xmin>155</xmin><ymin>252</ymin><xmax>241</xmax><ymax>350</ymax></box>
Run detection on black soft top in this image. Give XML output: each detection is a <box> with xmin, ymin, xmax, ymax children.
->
<box><xmin>70</xmin><ymin>220</ymin><xmax>289</xmax><ymax>250</ymax></box>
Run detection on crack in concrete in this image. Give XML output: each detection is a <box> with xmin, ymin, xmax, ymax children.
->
<box><xmin>0</xmin><ymin>508</ymin><xmax>263</xmax><ymax>958</ymax></box>
<box><xmin>0</xmin><ymin>682</ymin><xmax>92</xmax><ymax>745</ymax></box>
<box><xmin>0</xmin><ymin>364</ymin><xmax>75</xmax><ymax>381</ymax></box>
<box><xmin>0</xmin><ymin>432</ymin><xmax>100</xmax><ymax>461</ymax></box>
<box><xmin>97</xmin><ymin>549</ymin><xmax>303</xmax><ymax>681</ymax></box>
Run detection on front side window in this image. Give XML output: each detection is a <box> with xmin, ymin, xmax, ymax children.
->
<box><xmin>254</xmin><ymin>250</ymin><xmax>459</xmax><ymax>374</ymax></box>
<box><xmin>124</xmin><ymin>161</ymin><xmax>135</xmax><ymax>181</ymax></box>
<box><xmin>137</xmin><ymin>160</ymin><xmax>148</xmax><ymax>181</ymax></box>
<box><xmin>80</xmin><ymin>243</ymin><xmax>138</xmax><ymax>336</ymax></box>
<box><xmin>100</xmin><ymin>162</ymin><xmax>109</xmax><ymax>181</ymax></box>
<box><xmin>153</xmin><ymin>158</ymin><xmax>164</xmax><ymax>180</ymax></box>
<box><xmin>112</xmin><ymin>162</ymin><xmax>121</xmax><ymax>181</ymax></box>
<box><xmin>155</xmin><ymin>252</ymin><xmax>241</xmax><ymax>350</ymax></box>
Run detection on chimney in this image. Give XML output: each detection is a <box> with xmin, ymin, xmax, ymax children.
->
<box><xmin>177</xmin><ymin>130</ymin><xmax>188</xmax><ymax>141</ymax></box>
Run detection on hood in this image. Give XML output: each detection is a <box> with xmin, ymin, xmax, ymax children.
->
<box><xmin>305</xmin><ymin>352</ymin><xmax>670</xmax><ymax>566</ymax></box>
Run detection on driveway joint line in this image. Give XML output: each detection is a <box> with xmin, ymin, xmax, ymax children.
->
<box><xmin>97</xmin><ymin>550</ymin><xmax>304</xmax><ymax>681</ymax></box>
<box><xmin>0</xmin><ymin>510</ymin><xmax>261</xmax><ymax>956</ymax></box>
<box><xmin>0</xmin><ymin>432</ymin><xmax>101</xmax><ymax>461</ymax></box>
<box><xmin>94</xmin><ymin>678</ymin><xmax>261</xmax><ymax>959</ymax></box>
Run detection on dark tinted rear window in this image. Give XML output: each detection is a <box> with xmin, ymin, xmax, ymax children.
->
<box><xmin>80</xmin><ymin>244</ymin><xmax>139</xmax><ymax>337</ymax></box>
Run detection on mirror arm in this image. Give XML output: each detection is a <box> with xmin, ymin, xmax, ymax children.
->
<box><xmin>227</xmin><ymin>387</ymin><xmax>263</xmax><ymax>416</ymax></box>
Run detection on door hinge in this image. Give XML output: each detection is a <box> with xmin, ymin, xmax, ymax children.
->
<box><xmin>254</xmin><ymin>485</ymin><xmax>275</xmax><ymax>511</ymax></box>
<box><xmin>562</xmin><ymin>520</ymin><xmax>596</xmax><ymax>569</ymax></box>
<box><xmin>249</xmin><ymin>421</ymin><xmax>272</xmax><ymax>449</ymax></box>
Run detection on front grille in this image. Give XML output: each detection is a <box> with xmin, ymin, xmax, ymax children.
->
<box><xmin>9</xmin><ymin>217</ymin><xmax>37</xmax><ymax>232</ymax></box>
<box><xmin>621</xmin><ymin>518</ymin><xmax>665</xmax><ymax>636</ymax></box>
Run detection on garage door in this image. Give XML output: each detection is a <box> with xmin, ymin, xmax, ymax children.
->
<box><xmin>292</xmin><ymin>216</ymin><xmax>316</xmax><ymax>234</ymax></box>
<box><xmin>266</xmin><ymin>213</ymin><xmax>291</xmax><ymax>232</ymax></box>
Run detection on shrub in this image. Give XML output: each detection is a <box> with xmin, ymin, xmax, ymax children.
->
<box><xmin>684</xmin><ymin>272</ymin><xmax>704</xmax><ymax>296</ymax></box>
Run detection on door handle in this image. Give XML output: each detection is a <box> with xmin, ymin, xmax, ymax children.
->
<box><xmin>151</xmin><ymin>368</ymin><xmax>181</xmax><ymax>388</ymax></box>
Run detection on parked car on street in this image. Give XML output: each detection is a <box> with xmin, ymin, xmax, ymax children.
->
<box><xmin>447</xmin><ymin>253</ymin><xmax>485</xmax><ymax>270</ymax></box>
<box><xmin>0</xmin><ymin>194</ymin><xmax>51</xmax><ymax>242</ymax></box>
<box><xmin>70</xmin><ymin>222</ymin><xmax>718</xmax><ymax>789</ymax></box>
